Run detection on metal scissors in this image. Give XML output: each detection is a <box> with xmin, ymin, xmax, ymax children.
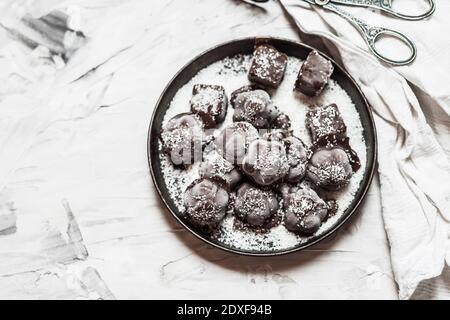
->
<box><xmin>250</xmin><ymin>0</ymin><xmax>436</xmax><ymax>66</ymax></box>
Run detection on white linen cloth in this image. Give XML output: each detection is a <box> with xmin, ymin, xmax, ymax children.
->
<box><xmin>273</xmin><ymin>0</ymin><xmax>450</xmax><ymax>299</ymax></box>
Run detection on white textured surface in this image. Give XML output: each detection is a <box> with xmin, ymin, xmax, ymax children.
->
<box><xmin>0</xmin><ymin>0</ymin><xmax>397</xmax><ymax>299</ymax></box>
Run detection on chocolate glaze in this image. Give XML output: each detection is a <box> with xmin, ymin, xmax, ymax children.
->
<box><xmin>248</xmin><ymin>44</ymin><xmax>288</xmax><ymax>88</ymax></box>
<box><xmin>282</xmin><ymin>184</ymin><xmax>330</xmax><ymax>234</ymax></box>
<box><xmin>283</xmin><ymin>136</ymin><xmax>311</xmax><ymax>184</ymax></box>
<box><xmin>272</xmin><ymin>112</ymin><xmax>291</xmax><ymax>130</ymax></box>
<box><xmin>325</xmin><ymin>199</ymin><xmax>339</xmax><ymax>218</ymax></box>
<box><xmin>242</xmin><ymin>139</ymin><xmax>289</xmax><ymax>186</ymax></box>
<box><xmin>230</xmin><ymin>85</ymin><xmax>261</xmax><ymax>108</ymax></box>
<box><xmin>214</xmin><ymin>121</ymin><xmax>259</xmax><ymax>166</ymax></box>
<box><xmin>262</xmin><ymin>128</ymin><xmax>292</xmax><ymax>142</ymax></box>
<box><xmin>233</xmin><ymin>209</ymin><xmax>282</xmax><ymax>234</ymax></box>
<box><xmin>305</xmin><ymin>103</ymin><xmax>347</xmax><ymax>143</ymax></box>
<box><xmin>199</xmin><ymin>151</ymin><xmax>242</xmax><ymax>190</ymax></box>
<box><xmin>233</xmin><ymin>182</ymin><xmax>279</xmax><ymax>228</ymax></box>
<box><xmin>184</xmin><ymin>177</ymin><xmax>230</xmax><ymax>233</ymax></box>
<box><xmin>190</xmin><ymin>84</ymin><xmax>228</xmax><ymax>128</ymax></box>
<box><xmin>313</xmin><ymin>134</ymin><xmax>361</xmax><ymax>172</ymax></box>
<box><xmin>159</xmin><ymin>112</ymin><xmax>204</xmax><ymax>167</ymax></box>
<box><xmin>307</xmin><ymin>134</ymin><xmax>360</xmax><ymax>191</ymax></box>
<box><xmin>294</xmin><ymin>50</ymin><xmax>334</xmax><ymax>97</ymax></box>
<box><xmin>232</xmin><ymin>89</ymin><xmax>280</xmax><ymax>129</ymax></box>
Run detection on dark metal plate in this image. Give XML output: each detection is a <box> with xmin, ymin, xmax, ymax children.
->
<box><xmin>147</xmin><ymin>37</ymin><xmax>377</xmax><ymax>256</ymax></box>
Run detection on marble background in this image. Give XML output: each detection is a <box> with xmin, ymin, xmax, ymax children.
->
<box><xmin>0</xmin><ymin>0</ymin><xmax>401</xmax><ymax>299</ymax></box>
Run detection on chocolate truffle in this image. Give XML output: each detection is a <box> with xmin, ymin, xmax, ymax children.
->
<box><xmin>263</xmin><ymin>129</ymin><xmax>292</xmax><ymax>143</ymax></box>
<box><xmin>284</xmin><ymin>136</ymin><xmax>310</xmax><ymax>183</ymax></box>
<box><xmin>232</xmin><ymin>89</ymin><xmax>280</xmax><ymax>129</ymax></box>
<box><xmin>295</xmin><ymin>50</ymin><xmax>334</xmax><ymax>97</ymax></box>
<box><xmin>160</xmin><ymin>113</ymin><xmax>204</xmax><ymax>167</ymax></box>
<box><xmin>234</xmin><ymin>183</ymin><xmax>279</xmax><ymax>227</ymax></box>
<box><xmin>242</xmin><ymin>139</ymin><xmax>289</xmax><ymax>186</ymax></box>
<box><xmin>282</xmin><ymin>185</ymin><xmax>330</xmax><ymax>234</ymax></box>
<box><xmin>272</xmin><ymin>112</ymin><xmax>291</xmax><ymax>130</ymax></box>
<box><xmin>214</xmin><ymin>122</ymin><xmax>259</xmax><ymax>165</ymax></box>
<box><xmin>230</xmin><ymin>85</ymin><xmax>261</xmax><ymax>108</ymax></box>
<box><xmin>306</xmin><ymin>135</ymin><xmax>360</xmax><ymax>191</ymax></box>
<box><xmin>199</xmin><ymin>151</ymin><xmax>242</xmax><ymax>190</ymax></box>
<box><xmin>184</xmin><ymin>178</ymin><xmax>229</xmax><ymax>233</ymax></box>
<box><xmin>190</xmin><ymin>84</ymin><xmax>228</xmax><ymax>128</ymax></box>
<box><xmin>248</xmin><ymin>44</ymin><xmax>288</xmax><ymax>88</ymax></box>
<box><xmin>305</xmin><ymin>104</ymin><xmax>347</xmax><ymax>143</ymax></box>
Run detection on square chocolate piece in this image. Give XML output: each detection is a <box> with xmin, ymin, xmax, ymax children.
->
<box><xmin>190</xmin><ymin>84</ymin><xmax>228</xmax><ymax>128</ymax></box>
<box><xmin>295</xmin><ymin>50</ymin><xmax>334</xmax><ymax>97</ymax></box>
<box><xmin>305</xmin><ymin>104</ymin><xmax>347</xmax><ymax>143</ymax></box>
<box><xmin>248</xmin><ymin>45</ymin><xmax>288</xmax><ymax>88</ymax></box>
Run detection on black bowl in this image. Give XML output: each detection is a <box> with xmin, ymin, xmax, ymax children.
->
<box><xmin>147</xmin><ymin>37</ymin><xmax>377</xmax><ymax>256</ymax></box>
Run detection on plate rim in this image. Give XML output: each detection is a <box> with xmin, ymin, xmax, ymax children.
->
<box><xmin>147</xmin><ymin>36</ymin><xmax>378</xmax><ymax>257</ymax></box>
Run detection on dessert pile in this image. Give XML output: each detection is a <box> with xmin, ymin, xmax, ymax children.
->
<box><xmin>160</xmin><ymin>45</ymin><xmax>361</xmax><ymax>235</ymax></box>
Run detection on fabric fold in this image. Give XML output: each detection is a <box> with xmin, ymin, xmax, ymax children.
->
<box><xmin>276</xmin><ymin>0</ymin><xmax>450</xmax><ymax>299</ymax></box>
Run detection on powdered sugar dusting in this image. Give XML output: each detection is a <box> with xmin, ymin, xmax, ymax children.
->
<box><xmin>158</xmin><ymin>54</ymin><xmax>367</xmax><ymax>252</ymax></box>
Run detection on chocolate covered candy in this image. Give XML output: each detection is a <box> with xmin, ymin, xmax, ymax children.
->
<box><xmin>184</xmin><ymin>178</ymin><xmax>229</xmax><ymax>233</ymax></box>
<box><xmin>230</xmin><ymin>85</ymin><xmax>261</xmax><ymax>108</ymax></box>
<box><xmin>295</xmin><ymin>50</ymin><xmax>334</xmax><ymax>97</ymax></box>
<box><xmin>248</xmin><ymin>44</ymin><xmax>288</xmax><ymax>88</ymax></box>
<box><xmin>284</xmin><ymin>136</ymin><xmax>310</xmax><ymax>183</ymax></box>
<box><xmin>305</xmin><ymin>104</ymin><xmax>347</xmax><ymax>143</ymax></box>
<box><xmin>160</xmin><ymin>113</ymin><xmax>204</xmax><ymax>167</ymax></box>
<box><xmin>272</xmin><ymin>112</ymin><xmax>291</xmax><ymax>130</ymax></box>
<box><xmin>232</xmin><ymin>89</ymin><xmax>280</xmax><ymax>129</ymax></box>
<box><xmin>282</xmin><ymin>184</ymin><xmax>331</xmax><ymax>234</ymax></box>
<box><xmin>199</xmin><ymin>151</ymin><xmax>242</xmax><ymax>190</ymax></box>
<box><xmin>263</xmin><ymin>128</ymin><xmax>292</xmax><ymax>143</ymax></box>
<box><xmin>190</xmin><ymin>84</ymin><xmax>228</xmax><ymax>128</ymax></box>
<box><xmin>306</xmin><ymin>135</ymin><xmax>360</xmax><ymax>191</ymax></box>
<box><xmin>234</xmin><ymin>183</ymin><xmax>279</xmax><ymax>227</ymax></box>
<box><xmin>242</xmin><ymin>139</ymin><xmax>289</xmax><ymax>186</ymax></box>
<box><xmin>214</xmin><ymin>122</ymin><xmax>259</xmax><ymax>165</ymax></box>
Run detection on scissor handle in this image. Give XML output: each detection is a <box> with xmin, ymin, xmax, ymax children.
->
<box><xmin>377</xmin><ymin>0</ymin><xmax>435</xmax><ymax>21</ymax></box>
<box><xmin>323</xmin><ymin>2</ymin><xmax>417</xmax><ymax>65</ymax></box>
<box><xmin>365</xmin><ymin>27</ymin><xmax>417</xmax><ymax>66</ymax></box>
